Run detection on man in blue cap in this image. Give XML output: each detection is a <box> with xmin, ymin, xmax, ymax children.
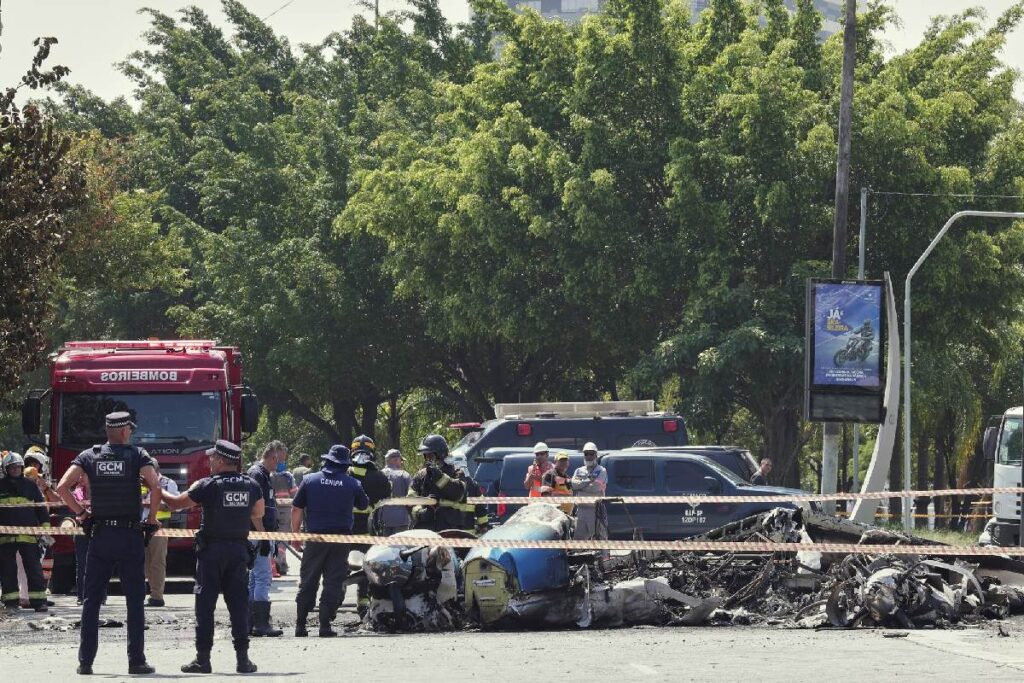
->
<box><xmin>290</xmin><ymin>445</ymin><xmax>368</xmax><ymax>637</ymax></box>
<box><xmin>56</xmin><ymin>410</ymin><xmax>163</xmax><ymax>676</ymax></box>
<box><xmin>163</xmin><ymin>440</ymin><xmax>264</xmax><ymax>674</ymax></box>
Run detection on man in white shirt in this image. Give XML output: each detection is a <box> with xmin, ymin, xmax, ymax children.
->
<box><xmin>570</xmin><ymin>442</ymin><xmax>608</xmax><ymax>542</ymax></box>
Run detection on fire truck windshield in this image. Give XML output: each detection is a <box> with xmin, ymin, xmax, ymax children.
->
<box><xmin>60</xmin><ymin>392</ymin><xmax>222</xmax><ymax>448</ymax></box>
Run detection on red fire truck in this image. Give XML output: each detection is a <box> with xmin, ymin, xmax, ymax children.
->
<box><xmin>21</xmin><ymin>340</ymin><xmax>259</xmax><ymax>592</ymax></box>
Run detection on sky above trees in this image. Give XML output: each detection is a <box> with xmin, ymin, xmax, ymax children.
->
<box><xmin>1</xmin><ymin>1</ymin><xmax>1022</xmax><ymax>101</ymax></box>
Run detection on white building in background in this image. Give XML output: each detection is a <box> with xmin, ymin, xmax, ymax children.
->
<box><xmin>505</xmin><ymin>0</ymin><xmax>854</xmax><ymax>40</ymax></box>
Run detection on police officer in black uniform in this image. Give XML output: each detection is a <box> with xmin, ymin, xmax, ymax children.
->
<box><xmin>348</xmin><ymin>435</ymin><xmax>391</xmax><ymax>614</ymax></box>
<box><xmin>291</xmin><ymin>444</ymin><xmax>368</xmax><ymax>637</ymax></box>
<box><xmin>163</xmin><ymin>440</ymin><xmax>263</xmax><ymax>674</ymax></box>
<box><xmin>56</xmin><ymin>411</ymin><xmax>162</xmax><ymax>676</ymax></box>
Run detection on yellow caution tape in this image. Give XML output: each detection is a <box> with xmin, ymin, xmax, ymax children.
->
<box><xmin>3</xmin><ymin>486</ymin><xmax>1022</xmax><ymax>508</ymax></box>
<box><xmin>2</xmin><ymin>524</ymin><xmax>1023</xmax><ymax>557</ymax></box>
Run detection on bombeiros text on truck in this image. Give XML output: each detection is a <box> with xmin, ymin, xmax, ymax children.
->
<box><xmin>21</xmin><ymin>340</ymin><xmax>259</xmax><ymax>591</ymax></box>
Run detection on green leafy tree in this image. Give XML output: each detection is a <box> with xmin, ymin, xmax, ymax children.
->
<box><xmin>1</xmin><ymin>38</ymin><xmax>87</xmax><ymax>392</ymax></box>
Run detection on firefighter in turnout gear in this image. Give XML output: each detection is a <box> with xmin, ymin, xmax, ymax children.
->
<box><xmin>162</xmin><ymin>440</ymin><xmax>264</xmax><ymax>674</ymax></box>
<box><xmin>410</xmin><ymin>435</ymin><xmax>487</xmax><ymax>533</ymax></box>
<box><xmin>0</xmin><ymin>452</ymin><xmax>50</xmax><ymax>611</ymax></box>
<box><xmin>56</xmin><ymin>411</ymin><xmax>163</xmax><ymax>676</ymax></box>
<box><xmin>348</xmin><ymin>435</ymin><xmax>390</xmax><ymax>614</ymax></box>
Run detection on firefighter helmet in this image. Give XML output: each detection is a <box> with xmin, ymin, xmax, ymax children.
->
<box><xmin>351</xmin><ymin>434</ymin><xmax>376</xmax><ymax>456</ymax></box>
<box><xmin>417</xmin><ymin>434</ymin><xmax>449</xmax><ymax>460</ymax></box>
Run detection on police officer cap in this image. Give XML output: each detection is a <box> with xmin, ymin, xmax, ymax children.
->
<box><xmin>207</xmin><ymin>439</ymin><xmax>242</xmax><ymax>461</ymax></box>
<box><xmin>105</xmin><ymin>411</ymin><xmax>135</xmax><ymax>429</ymax></box>
<box><xmin>323</xmin><ymin>444</ymin><xmax>351</xmax><ymax>466</ymax></box>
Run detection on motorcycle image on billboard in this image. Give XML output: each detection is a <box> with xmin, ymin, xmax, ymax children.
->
<box><xmin>812</xmin><ymin>282</ymin><xmax>882</xmax><ymax>389</ymax></box>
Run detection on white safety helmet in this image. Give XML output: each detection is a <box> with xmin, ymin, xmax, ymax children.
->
<box><xmin>533</xmin><ymin>442</ymin><xmax>549</xmax><ymax>454</ymax></box>
<box><xmin>2</xmin><ymin>452</ymin><xmax>25</xmax><ymax>471</ymax></box>
<box><xmin>583</xmin><ymin>442</ymin><xmax>598</xmax><ymax>454</ymax></box>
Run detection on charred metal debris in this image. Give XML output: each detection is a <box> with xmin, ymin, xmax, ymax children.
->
<box><xmin>591</xmin><ymin>508</ymin><xmax>1024</xmax><ymax>629</ymax></box>
<box><xmin>355</xmin><ymin>505</ymin><xmax>1024</xmax><ymax>632</ymax></box>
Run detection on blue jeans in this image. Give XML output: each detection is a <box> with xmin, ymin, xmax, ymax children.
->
<box><xmin>247</xmin><ymin>543</ymin><xmax>271</xmax><ymax>602</ymax></box>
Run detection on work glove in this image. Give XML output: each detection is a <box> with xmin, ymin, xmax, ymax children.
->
<box><xmin>425</xmin><ymin>464</ymin><xmax>442</xmax><ymax>485</ymax></box>
<box><xmin>258</xmin><ymin>540</ymin><xmax>272</xmax><ymax>556</ymax></box>
<box><xmin>39</xmin><ymin>536</ymin><xmax>55</xmax><ymax>549</ymax></box>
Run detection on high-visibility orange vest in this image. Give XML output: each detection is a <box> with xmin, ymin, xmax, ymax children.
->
<box><xmin>545</xmin><ymin>473</ymin><xmax>573</xmax><ymax>513</ymax></box>
<box><xmin>526</xmin><ymin>463</ymin><xmax>551</xmax><ymax>498</ymax></box>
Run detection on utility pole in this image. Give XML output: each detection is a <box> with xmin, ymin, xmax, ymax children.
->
<box><xmin>851</xmin><ymin>187</ymin><xmax>869</xmax><ymax>493</ymax></box>
<box><xmin>821</xmin><ymin>0</ymin><xmax>858</xmax><ymax>512</ymax></box>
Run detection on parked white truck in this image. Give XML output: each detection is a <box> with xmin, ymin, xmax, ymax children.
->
<box><xmin>982</xmin><ymin>407</ymin><xmax>1024</xmax><ymax>546</ymax></box>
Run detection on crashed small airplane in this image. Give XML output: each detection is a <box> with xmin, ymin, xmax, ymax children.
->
<box><xmin>355</xmin><ymin>504</ymin><xmax>1024</xmax><ymax>632</ymax></box>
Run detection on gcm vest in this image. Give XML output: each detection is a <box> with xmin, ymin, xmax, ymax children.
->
<box><xmin>201</xmin><ymin>474</ymin><xmax>254</xmax><ymax>540</ymax></box>
<box><xmin>87</xmin><ymin>444</ymin><xmax>142</xmax><ymax>519</ymax></box>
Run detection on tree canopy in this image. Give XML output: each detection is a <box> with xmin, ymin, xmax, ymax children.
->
<box><xmin>6</xmin><ymin>0</ymin><xmax>1024</xmax><ymax>490</ymax></box>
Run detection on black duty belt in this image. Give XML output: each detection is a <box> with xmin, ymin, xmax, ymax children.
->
<box><xmin>95</xmin><ymin>519</ymin><xmax>142</xmax><ymax>530</ymax></box>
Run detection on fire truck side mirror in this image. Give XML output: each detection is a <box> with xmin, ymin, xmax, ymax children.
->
<box><xmin>982</xmin><ymin>426</ymin><xmax>997</xmax><ymax>463</ymax></box>
<box><xmin>22</xmin><ymin>395</ymin><xmax>42</xmax><ymax>435</ymax></box>
<box><xmin>241</xmin><ymin>392</ymin><xmax>259</xmax><ymax>434</ymax></box>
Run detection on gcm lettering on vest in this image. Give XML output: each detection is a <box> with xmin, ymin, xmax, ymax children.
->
<box><xmin>96</xmin><ymin>461</ymin><xmax>125</xmax><ymax>476</ymax></box>
<box><xmin>223</xmin><ymin>492</ymin><xmax>250</xmax><ymax>507</ymax></box>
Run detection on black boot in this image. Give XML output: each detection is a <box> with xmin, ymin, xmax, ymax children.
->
<box><xmin>295</xmin><ymin>610</ymin><xmax>308</xmax><ymax>638</ymax></box>
<box><xmin>128</xmin><ymin>662</ymin><xmax>155</xmax><ymax>675</ymax></box>
<box><xmin>235</xmin><ymin>650</ymin><xmax>257</xmax><ymax>674</ymax></box>
<box><xmin>250</xmin><ymin>601</ymin><xmax>283</xmax><ymax>637</ymax></box>
<box><xmin>76</xmin><ymin>663</ymin><xmax>93</xmax><ymax>675</ymax></box>
<box><xmin>319</xmin><ymin>605</ymin><xmax>337</xmax><ymax>637</ymax></box>
<box><xmin>181</xmin><ymin>652</ymin><xmax>212</xmax><ymax>674</ymax></box>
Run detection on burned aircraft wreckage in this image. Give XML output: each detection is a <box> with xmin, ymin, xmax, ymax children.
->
<box><xmin>348</xmin><ymin>504</ymin><xmax>1024</xmax><ymax>632</ymax></box>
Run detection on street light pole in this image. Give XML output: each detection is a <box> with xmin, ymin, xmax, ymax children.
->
<box><xmin>903</xmin><ymin>210</ymin><xmax>1024</xmax><ymax>532</ymax></box>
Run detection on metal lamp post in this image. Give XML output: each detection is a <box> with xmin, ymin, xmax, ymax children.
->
<box><xmin>903</xmin><ymin>211</ymin><xmax>1024</xmax><ymax>531</ymax></box>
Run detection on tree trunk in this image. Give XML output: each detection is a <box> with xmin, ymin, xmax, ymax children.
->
<box><xmin>764</xmin><ymin>407</ymin><xmax>801</xmax><ymax>488</ymax></box>
<box><xmin>387</xmin><ymin>395</ymin><xmax>401</xmax><ymax>450</ymax></box>
<box><xmin>331</xmin><ymin>399</ymin><xmax>356</xmax><ymax>445</ymax></box>
<box><xmin>359</xmin><ymin>397</ymin><xmax>379</xmax><ymax>440</ymax></box>
<box><xmin>934</xmin><ymin>419</ymin><xmax>949</xmax><ymax>528</ymax></box>
<box><xmin>915</xmin><ymin>430</ymin><xmax>929</xmax><ymax>529</ymax></box>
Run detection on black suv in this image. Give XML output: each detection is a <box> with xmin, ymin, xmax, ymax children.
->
<box><xmin>494</xmin><ymin>450</ymin><xmax>806</xmax><ymax>539</ymax></box>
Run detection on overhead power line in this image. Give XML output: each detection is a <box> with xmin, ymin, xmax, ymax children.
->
<box><xmin>263</xmin><ymin>0</ymin><xmax>298</xmax><ymax>21</ymax></box>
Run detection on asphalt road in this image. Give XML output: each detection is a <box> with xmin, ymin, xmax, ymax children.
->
<box><xmin>2</xmin><ymin>573</ymin><xmax>1024</xmax><ymax>681</ymax></box>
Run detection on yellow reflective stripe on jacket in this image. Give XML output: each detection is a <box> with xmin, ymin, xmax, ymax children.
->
<box><xmin>0</xmin><ymin>535</ymin><xmax>39</xmax><ymax>544</ymax></box>
<box><xmin>350</xmin><ymin>466</ymin><xmax>367</xmax><ymax>477</ymax></box>
<box><xmin>0</xmin><ymin>495</ymin><xmax>32</xmax><ymax>505</ymax></box>
<box><xmin>436</xmin><ymin>473</ymin><xmax>451</xmax><ymax>488</ymax></box>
